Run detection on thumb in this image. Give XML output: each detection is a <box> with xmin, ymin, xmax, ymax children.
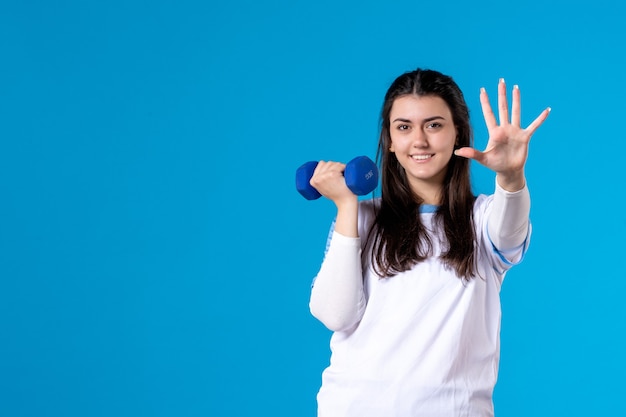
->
<box><xmin>454</xmin><ymin>147</ymin><xmax>483</xmax><ymax>161</ymax></box>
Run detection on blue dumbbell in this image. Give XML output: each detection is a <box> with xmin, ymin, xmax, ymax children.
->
<box><xmin>295</xmin><ymin>155</ymin><xmax>379</xmax><ymax>200</ymax></box>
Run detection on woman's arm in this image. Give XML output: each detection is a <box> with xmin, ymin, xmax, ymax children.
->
<box><xmin>488</xmin><ymin>179</ymin><xmax>530</xmax><ymax>251</ymax></box>
<box><xmin>454</xmin><ymin>79</ymin><xmax>549</xmax><ymax>250</ymax></box>
<box><xmin>309</xmin><ymin>231</ymin><xmax>366</xmax><ymax>332</ymax></box>
<box><xmin>308</xmin><ymin>161</ymin><xmax>366</xmax><ymax>331</ymax></box>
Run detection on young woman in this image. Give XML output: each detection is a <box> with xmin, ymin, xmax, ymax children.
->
<box><xmin>308</xmin><ymin>68</ymin><xmax>550</xmax><ymax>416</ymax></box>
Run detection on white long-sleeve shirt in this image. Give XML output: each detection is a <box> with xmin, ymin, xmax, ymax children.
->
<box><xmin>310</xmin><ymin>182</ymin><xmax>531</xmax><ymax>417</ymax></box>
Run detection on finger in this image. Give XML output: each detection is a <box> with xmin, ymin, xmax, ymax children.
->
<box><xmin>498</xmin><ymin>78</ymin><xmax>509</xmax><ymax>125</ymax></box>
<box><xmin>315</xmin><ymin>161</ymin><xmax>345</xmax><ymax>172</ymax></box>
<box><xmin>511</xmin><ymin>84</ymin><xmax>521</xmax><ymax>127</ymax></box>
<box><xmin>480</xmin><ymin>87</ymin><xmax>497</xmax><ymax>130</ymax></box>
<box><xmin>525</xmin><ymin>107</ymin><xmax>551</xmax><ymax>136</ymax></box>
<box><xmin>454</xmin><ymin>147</ymin><xmax>486</xmax><ymax>163</ymax></box>
<box><xmin>313</xmin><ymin>160</ymin><xmax>329</xmax><ymax>175</ymax></box>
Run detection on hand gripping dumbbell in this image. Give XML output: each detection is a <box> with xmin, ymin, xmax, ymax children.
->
<box><xmin>295</xmin><ymin>155</ymin><xmax>379</xmax><ymax>200</ymax></box>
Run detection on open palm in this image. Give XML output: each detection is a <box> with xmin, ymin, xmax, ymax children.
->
<box><xmin>455</xmin><ymin>79</ymin><xmax>550</xmax><ymax>187</ymax></box>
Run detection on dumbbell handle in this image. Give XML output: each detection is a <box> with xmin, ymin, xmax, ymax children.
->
<box><xmin>295</xmin><ymin>155</ymin><xmax>379</xmax><ymax>200</ymax></box>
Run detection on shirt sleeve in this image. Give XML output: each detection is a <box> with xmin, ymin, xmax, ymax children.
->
<box><xmin>309</xmin><ymin>230</ymin><xmax>367</xmax><ymax>332</ymax></box>
<box><xmin>487</xmin><ymin>179</ymin><xmax>531</xmax><ymax>252</ymax></box>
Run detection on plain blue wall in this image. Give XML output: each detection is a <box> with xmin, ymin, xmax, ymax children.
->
<box><xmin>1</xmin><ymin>0</ymin><xmax>625</xmax><ymax>416</ymax></box>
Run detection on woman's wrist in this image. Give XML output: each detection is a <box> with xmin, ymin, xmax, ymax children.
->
<box><xmin>495</xmin><ymin>171</ymin><xmax>526</xmax><ymax>192</ymax></box>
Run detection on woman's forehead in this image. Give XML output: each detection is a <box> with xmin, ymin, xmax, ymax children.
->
<box><xmin>390</xmin><ymin>95</ymin><xmax>452</xmax><ymax>120</ymax></box>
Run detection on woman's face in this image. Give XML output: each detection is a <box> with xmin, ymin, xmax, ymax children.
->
<box><xmin>389</xmin><ymin>94</ymin><xmax>457</xmax><ymax>200</ymax></box>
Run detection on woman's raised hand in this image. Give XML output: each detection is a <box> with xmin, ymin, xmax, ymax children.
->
<box><xmin>454</xmin><ymin>78</ymin><xmax>550</xmax><ymax>191</ymax></box>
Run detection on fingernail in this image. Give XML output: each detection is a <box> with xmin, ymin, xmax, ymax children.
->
<box><xmin>500</xmin><ymin>78</ymin><xmax>505</xmax><ymax>84</ymax></box>
<box><xmin>514</xmin><ymin>84</ymin><xmax>519</xmax><ymax>89</ymax></box>
<box><xmin>547</xmin><ymin>107</ymin><xmax>552</xmax><ymax>112</ymax></box>
<box><xmin>480</xmin><ymin>87</ymin><xmax>486</xmax><ymax>93</ymax></box>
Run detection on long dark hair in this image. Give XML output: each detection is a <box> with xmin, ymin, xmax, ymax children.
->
<box><xmin>367</xmin><ymin>68</ymin><xmax>477</xmax><ymax>280</ymax></box>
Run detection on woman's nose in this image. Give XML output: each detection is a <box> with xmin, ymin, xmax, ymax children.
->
<box><xmin>412</xmin><ymin>129</ymin><xmax>428</xmax><ymax>148</ymax></box>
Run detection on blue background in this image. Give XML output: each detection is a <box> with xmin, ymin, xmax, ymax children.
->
<box><xmin>1</xmin><ymin>0</ymin><xmax>625</xmax><ymax>416</ymax></box>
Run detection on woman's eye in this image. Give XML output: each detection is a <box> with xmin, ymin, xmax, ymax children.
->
<box><xmin>397</xmin><ymin>124</ymin><xmax>410</xmax><ymax>131</ymax></box>
<box><xmin>427</xmin><ymin>122</ymin><xmax>442</xmax><ymax>129</ymax></box>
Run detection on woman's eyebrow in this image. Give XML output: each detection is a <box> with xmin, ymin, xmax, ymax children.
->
<box><xmin>392</xmin><ymin>118</ymin><xmax>413</xmax><ymax>123</ymax></box>
<box><xmin>392</xmin><ymin>116</ymin><xmax>446</xmax><ymax>123</ymax></box>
